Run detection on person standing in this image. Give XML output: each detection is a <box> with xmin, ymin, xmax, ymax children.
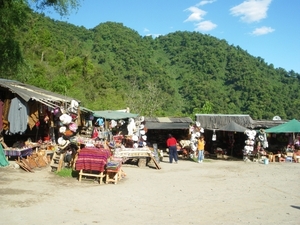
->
<box><xmin>167</xmin><ymin>134</ymin><xmax>178</xmax><ymax>163</ymax></box>
<box><xmin>197</xmin><ymin>136</ymin><xmax>205</xmax><ymax>163</ymax></box>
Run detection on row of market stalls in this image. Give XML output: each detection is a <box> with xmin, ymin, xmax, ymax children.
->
<box><xmin>195</xmin><ymin>114</ymin><xmax>300</xmax><ymax>162</ymax></box>
<box><xmin>0</xmin><ymin>79</ymin><xmax>193</xmax><ymax>172</ymax></box>
<box><xmin>1</xmin><ymin>78</ymin><xmax>299</xmax><ymax>172</ymax></box>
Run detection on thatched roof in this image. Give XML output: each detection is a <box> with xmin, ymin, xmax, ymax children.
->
<box><xmin>195</xmin><ymin>114</ymin><xmax>253</xmax><ymax>130</ymax></box>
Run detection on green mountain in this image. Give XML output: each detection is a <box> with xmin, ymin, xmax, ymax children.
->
<box><xmin>4</xmin><ymin>12</ymin><xmax>300</xmax><ymax>120</ymax></box>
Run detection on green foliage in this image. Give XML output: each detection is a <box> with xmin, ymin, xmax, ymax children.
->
<box><xmin>3</xmin><ymin>8</ymin><xmax>300</xmax><ymax>120</ymax></box>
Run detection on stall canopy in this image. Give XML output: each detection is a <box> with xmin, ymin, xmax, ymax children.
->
<box><xmin>265</xmin><ymin>119</ymin><xmax>300</xmax><ymax>133</ymax></box>
<box><xmin>93</xmin><ymin>110</ymin><xmax>138</xmax><ymax>120</ymax></box>
<box><xmin>145</xmin><ymin>117</ymin><xmax>193</xmax><ymax>129</ymax></box>
<box><xmin>218</xmin><ymin>121</ymin><xmax>248</xmax><ymax>133</ymax></box>
<box><xmin>0</xmin><ymin>79</ymin><xmax>78</xmax><ymax>107</ymax></box>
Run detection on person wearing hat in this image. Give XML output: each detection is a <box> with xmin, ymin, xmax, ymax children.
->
<box><xmin>166</xmin><ymin>134</ymin><xmax>178</xmax><ymax>164</ymax></box>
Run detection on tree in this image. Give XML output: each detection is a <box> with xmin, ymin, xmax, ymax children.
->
<box><xmin>0</xmin><ymin>0</ymin><xmax>81</xmax><ymax>77</ymax></box>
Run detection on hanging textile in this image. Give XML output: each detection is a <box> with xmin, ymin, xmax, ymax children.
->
<box><xmin>27</xmin><ymin>101</ymin><xmax>39</xmax><ymax>130</ymax></box>
<box><xmin>8</xmin><ymin>97</ymin><xmax>29</xmax><ymax>134</ymax></box>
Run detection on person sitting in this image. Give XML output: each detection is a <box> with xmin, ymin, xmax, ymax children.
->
<box><xmin>293</xmin><ymin>146</ymin><xmax>300</xmax><ymax>163</ymax></box>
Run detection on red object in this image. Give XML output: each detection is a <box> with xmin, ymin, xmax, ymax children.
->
<box><xmin>167</xmin><ymin>137</ymin><xmax>177</xmax><ymax>147</ymax></box>
<box><xmin>76</xmin><ymin>148</ymin><xmax>111</xmax><ymax>172</ymax></box>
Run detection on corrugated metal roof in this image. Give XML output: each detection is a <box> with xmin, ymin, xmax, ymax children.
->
<box><xmin>0</xmin><ymin>79</ymin><xmax>78</xmax><ymax>106</ymax></box>
<box><xmin>145</xmin><ymin>117</ymin><xmax>193</xmax><ymax>129</ymax></box>
<box><xmin>195</xmin><ymin>114</ymin><xmax>253</xmax><ymax>129</ymax></box>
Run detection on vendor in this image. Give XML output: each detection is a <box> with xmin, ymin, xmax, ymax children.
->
<box><xmin>293</xmin><ymin>146</ymin><xmax>300</xmax><ymax>163</ymax></box>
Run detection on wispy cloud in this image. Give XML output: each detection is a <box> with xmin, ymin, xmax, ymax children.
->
<box><xmin>251</xmin><ymin>26</ymin><xmax>275</xmax><ymax>36</ymax></box>
<box><xmin>144</xmin><ymin>28</ymin><xmax>150</xmax><ymax>33</ymax></box>
<box><xmin>196</xmin><ymin>0</ymin><xmax>217</xmax><ymax>7</ymax></box>
<box><xmin>184</xmin><ymin>6</ymin><xmax>207</xmax><ymax>22</ymax></box>
<box><xmin>195</xmin><ymin>20</ymin><xmax>217</xmax><ymax>31</ymax></box>
<box><xmin>230</xmin><ymin>0</ymin><xmax>272</xmax><ymax>23</ymax></box>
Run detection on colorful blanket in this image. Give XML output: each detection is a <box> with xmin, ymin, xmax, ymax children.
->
<box><xmin>4</xmin><ymin>148</ymin><xmax>33</xmax><ymax>157</ymax></box>
<box><xmin>76</xmin><ymin>148</ymin><xmax>110</xmax><ymax>172</ymax></box>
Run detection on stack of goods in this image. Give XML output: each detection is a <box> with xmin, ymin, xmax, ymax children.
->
<box><xmin>243</xmin><ymin>130</ymin><xmax>256</xmax><ymax>162</ymax></box>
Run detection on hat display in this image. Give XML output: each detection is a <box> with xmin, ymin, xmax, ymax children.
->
<box><xmin>57</xmin><ymin>137</ymin><xmax>70</xmax><ymax>150</ymax></box>
<box><xmin>133</xmin><ymin>143</ymin><xmax>138</xmax><ymax>148</ymax></box>
<box><xmin>59</xmin><ymin>114</ymin><xmax>72</xmax><ymax>125</ymax></box>
<box><xmin>142</xmin><ymin>135</ymin><xmax>147</xmax><ymax>141</ymax></box>
<box><xmin>196</xmin><ymin>121</ymin><xmax>201</xmax><ymax>127</ymax></box>
<box><xmin>110</xmin><ymin>120</ymin><xmax>117</xmax><ymax>128</ymax></box>
<box><xmin>59</xmin><ymin>126</ymin><xmax>67</xmax><ymax>134</ymax></box>
<box><xmin>53</xmin><ymin>107</ymin><xmax>62</xmax><ymax>117</ymax></box>
<box><xmin>132</xmin><ymin>135</ymin><xmax>139</xmax><ymax>142</ymax></box>
<box><xmin>70</xmin><ymin>100</ymin><xmax>79</xmax><ymax>109</ymax></box>
<box><xmin>68</xmin><ymin>122</ymin><xmax>78</xmax><ymax>132</ymax></box>
<box><xmin>139</xmin><ymin>124</ymin><xmax>144</xmax><ymax>130</ymax></box>
<box><xmin>140</xmin><ymin>130</ymin><xmax>146</xmax><ymax>135</ymax></box>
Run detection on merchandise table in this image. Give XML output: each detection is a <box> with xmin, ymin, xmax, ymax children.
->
<box><xmin>114</xmin><ymin>147</ymin><xmax>151</xmax><ymax>167</ymax></box>
<box><xmin>76</xmin><ymin>147</ymin><xmax>111</xmax><ymax>184</ymax></box>
<box><xmin>4</xmin><ymin>148</ymin><xmax>34</xmax><ymax>160</ymax></box>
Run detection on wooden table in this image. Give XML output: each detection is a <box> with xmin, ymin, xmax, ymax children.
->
<box><xmin>114</xmin><ymin>147</ymin><xmax>151</xmax><ymax>167</ymax></box>
<box><xmin>75</xmin><ymin>147</ymin><xmax>111</xmax><ymax>184</ymax></box>
<box><xmin>4</xmin><ymin>148</ymin><xmax>33</xmax><ymax>161</ymax></box>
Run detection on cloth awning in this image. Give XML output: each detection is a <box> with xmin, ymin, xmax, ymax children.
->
<box><xmin>93</xmin><ymin>110</ymin><xmax>138</xmax><ymax>120</ymax></box>
<box><xmin>265</xmin><ymin>119</ymin><xmax>300</xmax><ymax>133</ymax></box>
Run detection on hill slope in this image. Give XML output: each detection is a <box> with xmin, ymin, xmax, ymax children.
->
<box><xmin>6</xmin><ymin>12</ymin><xmax>300</xmax><ymax>119</ymax></box>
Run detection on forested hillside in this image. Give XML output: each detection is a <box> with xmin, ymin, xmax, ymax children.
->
<box><xmin>2</xmin><ymin>11</ymin><xmax>300</xmax><ymax>120</ymax></box>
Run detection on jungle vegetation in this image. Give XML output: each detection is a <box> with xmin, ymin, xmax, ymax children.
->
<box><xmin>1</xmin><ymin>2</ymin><xmax>300</xmax><ymax>120</ymax></box>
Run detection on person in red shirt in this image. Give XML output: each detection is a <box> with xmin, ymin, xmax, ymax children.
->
<box><xmin>167</xmin><ymin>134</ymin><xmax>178</xmax><ymax>163</ymax></box>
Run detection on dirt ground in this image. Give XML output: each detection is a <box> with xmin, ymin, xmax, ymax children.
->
<box><xmin>0</xmin><ymin>156</ymin><xmax>299</xmax><ymax>225</ymax></box>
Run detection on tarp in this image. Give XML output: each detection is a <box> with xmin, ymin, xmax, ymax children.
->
<box><xmin>218</xmin><ymin>121</ymin><xmax>248</xmax><ymax>133</ymax></box>
<box><xmin>265</xmin><ymin>119</ymin><xmax>300</xmax><ymax>133</ymax></box>
<box><xmin>93</xmin><ymin>110</ymin><xmax>138</xmax><ymax>120</ymax></box>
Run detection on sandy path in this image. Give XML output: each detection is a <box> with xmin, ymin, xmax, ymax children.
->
<box><xmin>0</xmin><ymin>158</ymin><xmax>299</xmax><ymax>225</ymax></box>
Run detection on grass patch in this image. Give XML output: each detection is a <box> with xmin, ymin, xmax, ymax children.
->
<box><xmin>55</xmin><ymin>168</ymin><xmax>74</xmax><ymax>177</ymax></box>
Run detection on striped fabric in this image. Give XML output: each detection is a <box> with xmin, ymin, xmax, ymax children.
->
<box><xmin>76</xmin><ymin>148</ymin><xmax>111</xmax><ymax>172</ymax></box>
<box><xmin>4</xmin><ymin>148</ymin><xmax>33</xmax><ymax>157</ymax></box>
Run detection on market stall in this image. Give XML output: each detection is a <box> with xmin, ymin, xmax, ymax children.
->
<box><xmin>0</xmin><ymin>79</ymin><xmax>82</xmax><ymax>169</ymax></box>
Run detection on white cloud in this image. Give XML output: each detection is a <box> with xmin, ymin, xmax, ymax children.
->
<box><xmin>196</xmin><ymin>0</ymin><xmax>216</xmax><ymax>6</ymax></box>
<box><xmin>146</xmin><ymin>33</ymin><xmax>162</xmax><ymax>38</ymax></box>
<box><xmin>230</xmin><ymin>0</ymin><xmax>272</xmax><ymax>23</ymax></box>
<box><xmin>144</xmin><ymin>28</ymin><xmax>150</xmax><ymax>33</ymax></box>
<box><xmin>251</xmin><ymin>26</ymin><xmax>275</xmax><ymax>35</ymax></box>
<box><xmin>184</xmin><ymin>6</ymin><xmax>207</xmax><ymax>22</ymax></box>
<box><xmin>195</xmin><ymin>20</ymin><xmax>217</xmax><ymax>31</ymax></box>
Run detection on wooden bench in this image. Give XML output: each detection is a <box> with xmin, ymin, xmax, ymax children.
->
<box><xmin>78</xmin><ymin>169</ymin><xmax>105</xmax><ymax>184</ymax></box>
<box><xmin>105</xmin><ymin>166</ymin><xmax>126</xmax><ymax>185</ymax></box>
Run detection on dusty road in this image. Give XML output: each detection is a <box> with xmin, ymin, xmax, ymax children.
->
<box><xmin>0</xmin><ymin>157</ymin><xmax>299</xmax><ymax>225</ymax></box>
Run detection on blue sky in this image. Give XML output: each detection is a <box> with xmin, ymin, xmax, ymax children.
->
<box><xmin>38</xmin><ymin>0</ymin><xmax>300</xmax><ymax>73</ymax></box>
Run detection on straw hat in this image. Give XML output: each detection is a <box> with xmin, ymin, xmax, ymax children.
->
<box><xmin>57</xmin><ymin>137</ymin><xmax>70</xmax><ymax>150</ymax></box>
<box><xmin>132</xmin><ymin>135</ymin><xmax>139</xmax><ymax>142</ymax></box>
<box><xmin>59</xmin><ymin>114</ymin><xmax>72</xmax><ymax>125</ymax></box>
<box><xmin>142</xmin><ymin>135</ymin><xmax>147</xmax><ymax>141</ymax></box>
